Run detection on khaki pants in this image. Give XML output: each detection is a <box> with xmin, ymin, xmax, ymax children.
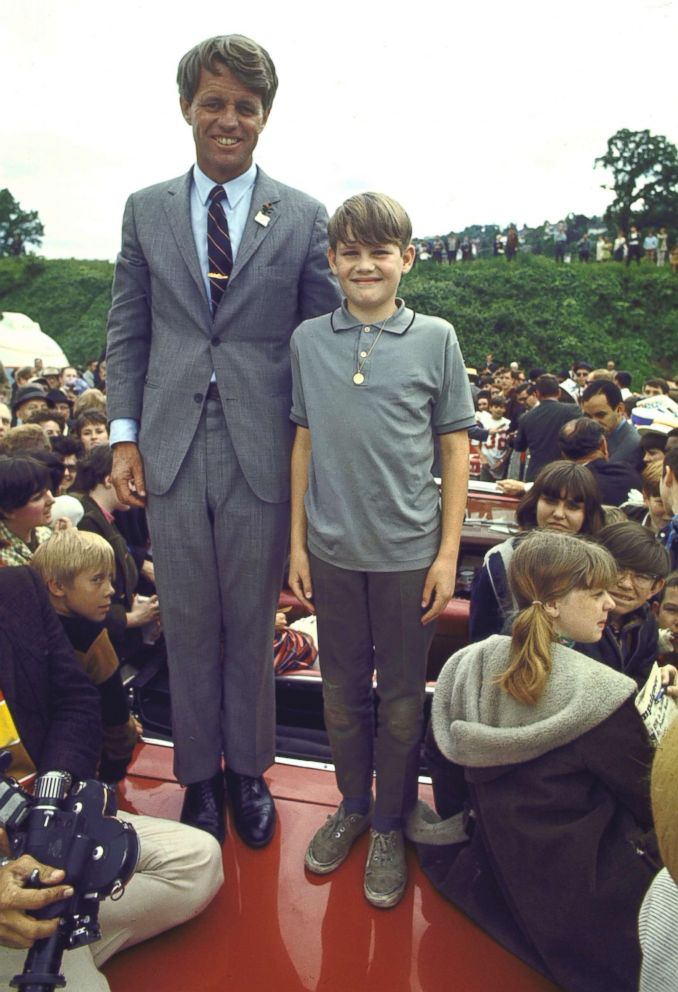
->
<box><xmin>0</xmin><ymin>812</ymin><xmax>223</xmax><ymax>991</ymax></box>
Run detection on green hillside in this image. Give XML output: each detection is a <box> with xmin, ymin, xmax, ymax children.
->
<box><xmin>0</xmin><ymin>254</ymin><xmax>676</xmax><ymax>384</ymax></box>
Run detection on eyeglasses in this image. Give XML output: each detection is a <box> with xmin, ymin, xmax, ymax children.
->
<box><xmin>62</xmin><ymin>464</ymin><xmax>77</xmax><ymax>475</ymax></box>
<box><xmin>616</xmin><ymin>569</ymin><xmax>659</xmax><ymax>588</ymax></box>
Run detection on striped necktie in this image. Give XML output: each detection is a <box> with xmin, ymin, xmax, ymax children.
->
<box><xmin>207</xmin><ymin>185</ymin><xmax>233</xmax><ymax>315</ymax></box>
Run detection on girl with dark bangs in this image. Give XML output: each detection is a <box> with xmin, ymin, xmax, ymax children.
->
<box><xmin>469</xmin><ymin>461</ymin><xmax>605</xmax><ymax>641</ymax></box>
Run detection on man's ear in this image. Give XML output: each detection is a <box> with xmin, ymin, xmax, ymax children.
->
<box><xmin>600</xmin><ymin>436</ymin><xmax>609</xmax><ymax>459</ymax></box>
<box><xmin>104</xmin><ymin>474</ymin><xmax>114</xmax><ymax>489</ymax></box>
<box><xmin>180</xmin><ymin>97</ymin><xmax>192</xmax><ymax>124</ymax></box>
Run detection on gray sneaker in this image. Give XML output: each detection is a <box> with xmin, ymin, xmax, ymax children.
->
<box><xmin>304</xmin><ymin>804</ymin><xmax>371</xmax><ymax>875</ymax></box>
<box><xmin>363</xmin><ymin>829</ymin><xmax>407</xmax><ymax>909</ymax></box>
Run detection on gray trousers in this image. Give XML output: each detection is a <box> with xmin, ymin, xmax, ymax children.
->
<box><xmin>310</xmin><ymin>554</ymin><xmax>435</xmax><ymax>831</ymax></box>
<box><xmin>147</xmin><ymin>392</ymin><xmax>289</xmax><ymax>784</ymax></box>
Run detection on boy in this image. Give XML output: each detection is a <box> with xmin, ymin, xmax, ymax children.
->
<box><xmin>578</xmin><ymin>521</ymin><xmax>669</xmax><ymax>686</ymax></box>
<box><xmin>478</xmin><ymin>395</ymin><xmax>510</xmax><ymax>481</ymax></box>
<box><xmin>654</xmin><ymin>572</ymin><xmax>678</xmax><ymax>664</ymax></box>
<box><xmin>289</xmin><ymin>193</ymin><xmax>475</xmax><ymax>908</ymax></box>
<box><xmin>31</xmin><ymin>529</ymin><xmax>138</xmax><ymax>783</ymax></box>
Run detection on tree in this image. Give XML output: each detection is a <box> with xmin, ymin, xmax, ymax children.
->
<box><xmin>595</xmin><ymin>129</ymin><xmax>678</xmax><ymax>233</ymax></box>
<box><xmin>0</xmin><ymin>189</ymin><xmax>44</xmax><ymax>257</ymax></box>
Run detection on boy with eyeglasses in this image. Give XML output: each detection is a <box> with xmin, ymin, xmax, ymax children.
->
<box><xmin>577</xmin><ymin>521</ymin><xmax>671</xmax><ymax>687</ymax></box>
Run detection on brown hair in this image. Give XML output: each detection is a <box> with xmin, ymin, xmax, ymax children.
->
<box><xmin>500</xmin><ymin>531</ymin><xmax>616</xmax><ymax>704</ymax></box>
<box><xmin>177</xmin><ymin>35</ymin><xmax>278</xmax><ymax>112</ymax></box>
<box><xmin>328</xmin><ymin>193</ymin><xmax>412</xmax><ymax>252</ymax></box>
<box><xmin>516</xmin><ymin>461</ymin><xmax>605</xmax><ymax>535</ymax></box>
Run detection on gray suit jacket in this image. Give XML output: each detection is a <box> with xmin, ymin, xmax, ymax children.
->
<box><xmin>106</xmin><ymin>167</ymin><xmax>340</xmax><ymax>502</ymax></box>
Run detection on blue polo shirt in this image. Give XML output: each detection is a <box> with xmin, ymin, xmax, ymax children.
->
<box><xmin>290</xmin><ymin>301</ymin><xmax>475</xmax><ymax>571</ymax></box>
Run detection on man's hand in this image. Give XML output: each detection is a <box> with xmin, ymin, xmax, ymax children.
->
<box><xmin>0</xmin><ymin>856</ymin><xmax>74</xmax><ymax>949</ymax></box>
<box><xmin>288</xmin><ymin>547</ymin><xmax>315</xmax><ymax>614</ymax></box>
<box><xmin>496</xmin><ymin>479</ymin><xmax>527</xmax><ymax>496</ymax></box>
<box><xmin>112</xmin><ymin>442</ymin><xmax>147</xmax><ymax>508</ymax></box>
<box><xmin>126</xmin><ymin>594</ymin><xmax>161</xmax><ymax>629</ymax></box>
<box><xmin>420</xmin><ymin>556</ymin><xmax>456</xmax><ymax>625</ymax></box>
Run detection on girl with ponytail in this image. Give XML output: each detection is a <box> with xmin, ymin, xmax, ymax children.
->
<box><xmin>410</xmin><ymin>530</ymin><xmax>661</xmax><ymax>992</ymax></box>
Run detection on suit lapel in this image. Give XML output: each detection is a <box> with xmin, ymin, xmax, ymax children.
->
<box><xmin>164</xmin><ymin>169</ymin><xmax>207</xmax><ymax>303</ymax></box>
<box><xmin>230</xmin><ymin>168</ymin><xmax>281</xmax><ymax>282</ymax></box>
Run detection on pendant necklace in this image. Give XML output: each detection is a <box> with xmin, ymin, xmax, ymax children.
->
<box><xmin>352</xmin><ymin>314</ymin><xmax>390</xmax><ymax>385</ymax></box>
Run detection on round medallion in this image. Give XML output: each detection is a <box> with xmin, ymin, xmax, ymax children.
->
<box><xmin>353</xmin><ymin>372</ymin><xmax>365</xmax><ymax>385</ymax></box>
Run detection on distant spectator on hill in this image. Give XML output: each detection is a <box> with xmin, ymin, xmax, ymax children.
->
<box><xmin>553</xmin><ymin>221</ymin><xmax>567</xmax><ymax>262</ymax></box>
<box><xmin>514</xmin><ymin>374</ymin><xmax>582</xmax><ymax>482</ymax></box>
<box><xmin>505</xmin><ymin>226</ymin><xmax>519</xmax><ymax>261</ymax></box>
<box><xmin>445</xmin><ymin>234</ymin><xmax>457</xmax><ymax>263</ymax></box>
<box><xmin>656</xmin><ymin>227</ymin><xmax>669</xmax><ymax>267</ymax></box>
<box><xmin>644</xmin><ymin>377</ymin><xmax>670</xmax><ymax>397</ymax></box>
<box><xmin>582</xmin><ymin>379</ymin><xmax>643</xmax><ymax>471</ymax></box>
<box><xmin>627</xmin><ymin>224</ymin><xmax>642</xmax><ymax>265</ymax></box>
<box><xmin>432</xmin><ymin>236</ymin><xmax>444</xmax><ymax>263</ymax></box>
<box><xmin>461</xmin><ymin>236</ymin><xmax>474</xmax><ymax>261</ymax></box>
<box><xmin>577</xmin><ymin>232</ymin><xmax>591</xmax><ymax>262</ymax></box>
<box><xmin>559</xmin><ymin>418</ymin><xmax>642</xmax><ymax>506</ymax></box>
<box><xmin>613</xmin><ymin>230</ymin><xmax>627</xmax><ymax>262</ymax></box>
<box><xmin>643</xmin><ymin>230</ymin><xmax>658</xmax><ymax>263</ymax></box>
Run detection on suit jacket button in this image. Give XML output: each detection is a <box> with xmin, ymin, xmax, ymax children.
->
<box><xmin>211</xmin><ymin>336</ymin><xmax>220</xmax><ymax>346</ymax></box>
<box><xmin>194</xmin><ymin>393</ymin><xmax>203</xmax><ymax>403</ymax></box>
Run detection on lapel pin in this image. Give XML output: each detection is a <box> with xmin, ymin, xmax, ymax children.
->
<box><xmin>254</xmin><ymin>202</ymin><xmax>274</xmax><ymax>227</ymax></box>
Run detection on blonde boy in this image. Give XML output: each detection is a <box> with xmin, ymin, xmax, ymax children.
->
<box><xmin>289</xmin><ymin>193</ymin><xmax>474</xmax><ymax>908</ymax></box>
<box><xmin>32</xmin><ymin>530</ymin><xmax>138</xmax><ymax>782</ymax></box>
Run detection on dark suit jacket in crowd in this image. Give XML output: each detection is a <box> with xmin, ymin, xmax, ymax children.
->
<box><xmin>514</xmin><ymin>400</ymin><xmax>582</xmax><ymax>482</ymax></box>
<box><xmin>585</xmin><ymin>458</ymin><xmax>643</xmax><ymax>507</ymax></box>
<box><xmin>0</xmin><ymin>567</ymin><xmax>102</xmax><ymax>779</ymax></box>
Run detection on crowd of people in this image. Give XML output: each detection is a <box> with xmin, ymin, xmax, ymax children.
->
<box><xmin>0</xmin><ymin>28</ymin><xmax>677</xmax><ymax>992</ymax></box>
<box><xmin>417</xmin><ymin>223</ymin><xmax>678</xmax><ymax>268</ymax></box>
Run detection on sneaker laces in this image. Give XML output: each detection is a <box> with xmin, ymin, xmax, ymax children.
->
<box><xmin>370</xmin><ymin>831</ymin><xmax>398</xmax><ymax>865</ymax></box>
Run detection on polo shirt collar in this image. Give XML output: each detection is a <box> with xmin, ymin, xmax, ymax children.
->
<box><xmin>331</xmin><ymin>299</ymin><xmax>414</xmax><ymax>335</ymax></box>
<box><xmin>193</xmin><ymin>161</ymin><xmax>258</xmax><ymax>209</ymax></box>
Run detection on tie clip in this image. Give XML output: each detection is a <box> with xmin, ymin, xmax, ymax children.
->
<box><xmin>208</xmin><ymin>273</ymin><xmax>229</xmax><ymax>279</ymax></box>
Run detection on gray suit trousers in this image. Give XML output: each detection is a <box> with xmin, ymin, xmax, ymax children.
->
<box><xmin>147</xmin><ymin>390</ymin><xmax>289</xmax><ymax>783</ymax></box>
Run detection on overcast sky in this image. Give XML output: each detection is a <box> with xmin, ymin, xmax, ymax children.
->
<box><xmin>2</xmin><ymin>0</ymin><xmax>677</xmax><ymax>260</ymax></box>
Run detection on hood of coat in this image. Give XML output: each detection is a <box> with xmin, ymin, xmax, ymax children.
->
<box><xmin>432</xmin><ymin>635</ymin><xmax>637</xmax><ymax>770</ymax></box>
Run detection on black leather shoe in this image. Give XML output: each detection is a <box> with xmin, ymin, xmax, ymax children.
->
<box><xmin>224</xmin><ymin>769</ymin><xmax>276</xmax><ymax>848</ymax></box>
<box><xmin>180</xmin><ymin>772</ymin><xmax>226</xmax><ymax>845</ymax></box>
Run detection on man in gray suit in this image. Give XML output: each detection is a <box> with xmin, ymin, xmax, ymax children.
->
<box><xmin>106</xmin><ymin>35</ymin><xmax>339</xmax><ymax>846</ymax></box>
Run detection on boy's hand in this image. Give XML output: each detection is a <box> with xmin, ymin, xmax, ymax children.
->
<box><xmin>420</xmin><ymin>558</ymin><xmax>455</xmax><ymax>625</ymax></box>
<box><xmin>288</xmin><ymin>548</ymin><xmax>315</xmax><ymax>614</ymax></box>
